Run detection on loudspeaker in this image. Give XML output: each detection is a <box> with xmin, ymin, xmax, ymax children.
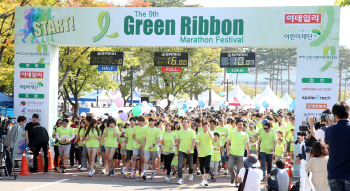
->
<box><xmin>141</xmin><ymin>97</ymin><xmax>149</xmax><ymax>103</ymax></box>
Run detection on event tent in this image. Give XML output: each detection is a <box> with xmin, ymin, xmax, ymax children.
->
<box><xmin>281</xmin><ymin>93</ymin><xmax>293</xmax><ymax>104</ymax></box>
<box><xmin>198</xmin><ymin>89</ymin><xmax>223</xmax><ymax>104</ymax></box>
<box><xmin>0</xmin><ymin>92</ymin><xmax>13</xmax><ymax>107</ymax></box>
<box><xmin>126</xmin><ymin>91</ymin><xmax>142</xmax><ymax>104</ymax></box>
<box><xmin>69</xmin><ymin>91</ymin><xmax>102</xmax><ymax>102</ymax></box>
<box><xmin>260</xmin><ymin>86</ymin><xmax>278</xmax><ymax>100</ymax></box>
<box><xmin>226</xmin><ymin>85</ymin><xmax>246</xmax><ymax>101</ymax></box>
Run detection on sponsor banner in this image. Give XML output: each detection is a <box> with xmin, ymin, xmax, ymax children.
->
<box><xmin>20</xmin><ymin>71</ymin><xmax>43</xmax><ymax>79</ymax></box>
<box><xmin>14</xmin><ymin>6</ymin><xmax>339</xmax><ymax>47</ymax></box>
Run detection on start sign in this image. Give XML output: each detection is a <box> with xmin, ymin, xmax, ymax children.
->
<box><xmin>161</xmin><ymin>67</ymin><xmax>182</xmax><ymax>72</ymax></box>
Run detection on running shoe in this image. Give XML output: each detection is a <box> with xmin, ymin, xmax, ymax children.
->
<box><xmin>165</xmin><ymin>176</ymin><xmax>169</xmax><ymax>182</ymax></box>
<box><xmin>108</xmin><ymin>170</ymin><xmax>112</xmax><ymax>176</ymax></box>
<box><xmin>62</xmin><ymin>167</ymin><xmax>66</xmax><ymax>173</ymax></box>
<box><xmin>211</xmin><ymin>173</ymin><xmax>214</xmax><ymax>180</ymax></box>
<box><xmin>189</xmin><ymin>174</ymin><xmax>193</xmax><ymax>181</ymax></box>
<box><xmin>131</xmin><ymin>171</ymin><xmax>136</xmax><ymax>179</ymax></box>
<box><xmin>224</xmin><ymin>170</ymin><xmax>228</xmax><ymax>175</ymax></box>
<box><xmin>89</xmin><ymin>171</ymin><xmax>92</xmax><ymax>177</ymax></box>
<box><xmin>196</xmin><ymin>169</ymin><xmax>201</xmax><ymax>175</ymax></box>
<box><xmin>142</xmin><ymin>174</ymin><xmax>147</xmax><ymax>180</ymax></box>
<box><xmin>231</xmin><ymin>179</ymin><xmax>234</xmax><ymax>184</ymax></box>
<box><xmin>54</xmin><ymin>167</ymin><xmax>58</xmax><ymax>171</ymax></box>
<box><xmin>204</xmin><ymin>181</ymin><xmax>208</xmax><ymax>186</ymax></box>
<box><xmin>177</xmin><ymin>178</ymin><xmax>184</xmax><ymax>185</ymax></box>
<box><xmin>200</xmin><ymin>180</ymin><xmax>205</xmax><ymax>186</ymax></box>
<box><xmin>112</xmin><ymin>169</ymin><xmax>115</xmax><ymax>175</ymax></box>
<box><xmin>101</xmin><ymin>168</ymin><xmax>106</xmax><ymax>174</ymax></box>
<box><xmin>155</xmin><ymin>166</ymin><xmax>159</xmax><ymax>170</ymax></box>
<box><xmin>79</xmin><ymin>167</ymin><xmax>87</xmax><ymax>171</ymax></box>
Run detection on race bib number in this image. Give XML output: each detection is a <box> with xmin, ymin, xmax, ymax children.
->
<box><xmin>220</xmin><ymin>133</ymin><xmax>226</xmax><ymax>139</ymax></box>
<box><xmin>122</xmin><ymin>140</ymin><xmax>126</xmax><ymax>147</ymax></box>
<box><xmin>62</xmin><ymin>135</ymin><xmax>69</xmax><ymax>142</ymax></box>
<box><xmin>213</xmin><ymin>147</ymin><xmax>220</xmax><ymax>152</ymax></box>
<box><xmin>174</xmin><ymin>153</ymin><xmax>178</xmax><ymax>159</ymax></box>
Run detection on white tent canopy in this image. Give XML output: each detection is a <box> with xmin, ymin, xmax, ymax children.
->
<box><xmin>260</xmin><ymin>86</ymin><xmax>278</xmax><ymax>100</ymax></box>
<box><xmin>227</xmin><ymin>85</ymin><xmax>246</xmax><ymax>101</ymax></box>
<box><xmin>281</xmin><ymin>93</ymin><xmax>293</xmax><ymax>104</ymax></box>
<box><xmin>198</xmin><ymin>89</ymin><xmax>223</xmax><ymax>106</ymax></box>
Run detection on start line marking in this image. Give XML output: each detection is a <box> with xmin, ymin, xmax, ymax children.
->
<box><xmin>25</xmin><ymin>179</ymin><xmax>69</xmax><ymax>191</ymax></box>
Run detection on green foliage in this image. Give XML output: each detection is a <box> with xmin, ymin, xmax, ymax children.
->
<box><xmin>335</xmin><ymin>0</ymin><xmax>350</xmax><ymax>7</ymax></box>
<box><xmin>148</xmin><ymin>0</ymin><xmax>200</xmax><ymax>7</ymax></box>
<box><xmin>240</xmin><ymin>84</ymin><xmax>262</xmax><ymax>98</ymax></box>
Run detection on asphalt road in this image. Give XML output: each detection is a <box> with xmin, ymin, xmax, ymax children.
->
<box><xmin>0</xmin><ymin>165</ymin><xmax>299</xmax><ymax>191</ymax></box>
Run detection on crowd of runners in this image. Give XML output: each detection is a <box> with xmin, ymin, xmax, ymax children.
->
<box><xmin>51</xmin><ymin>107</ymin><xmax>295</xmax><ymax>186</ymax></box>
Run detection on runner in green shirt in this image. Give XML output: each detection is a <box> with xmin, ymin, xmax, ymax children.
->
<box><xmin>162</xmin><ymin>123</ymin><xmax>177</xmax><ymax>182</ymax></box>
<box><xmin>248</xmin><ymin>122</ymin><xmax>259</xmax><ymax>155</ymax></box>
<box><xmin>124</xmin><ymin>117</ymin><xmax>136</xmax><ymax>177</ymax></box>
<box><xmin>142</xmin><ymin>117</ymin><xmax>161</xmax><ymax>180</ymax></box>
<box><xmin>275</xmin><ymin>138</ymin><xmax>284</xmax><ymax>162</ymax></box>
<box><xmin>83</xmin><ymin>119</ymin><xmax>101</xmax><ymax>177</ymax></box>
<box><xmin>131</xmin><ymin>116</ymin><xmax>148</xmax><ymax>179</ymax></box>
<box><xmin>56</xmin><ymin>118</ymin><xmax>75</xmax><ymax>173</ymax></box>
<box><xmin>226</xmin><ymin>118</ymin><xmax>249</xmax><ymax>186</ymax></box>
<box><xmin>52</xmin><ymin>119</ymin><xmax>62</xmax><ymax>171</ymax></box>
<box><xmin>210</xmin><ymin>132</ymin><xmax>221</xmax><ymax>182</ymax></box>
<box><xmin>257</xmin><ymin>122</ymin><xmax>277</xmax><ymax>178</ymax></box>
<box><xmin>196</xmin><ymin>121</ymin><xmax>213</xmax><ymax>186</ymax></box>
<box><xmin>104</xmin><ymin>118</ymin><xmax>119</xmax><ymax>176</ymax></box>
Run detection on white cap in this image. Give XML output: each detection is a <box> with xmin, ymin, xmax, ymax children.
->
<box><xmin>81</xmin><ymin>112</ymin><xmax>86</xmax><ymax>117</ymax></box>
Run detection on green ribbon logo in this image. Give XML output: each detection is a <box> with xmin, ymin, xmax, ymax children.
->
<box><xmin>93</xmin><ymin>11</ymin><xmax>119</xmax><ymax>42</ymax></box>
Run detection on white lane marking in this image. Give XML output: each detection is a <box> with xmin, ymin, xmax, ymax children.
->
<box><xmin>25</xmin><ymin>179</ymin><xmax>69</xmax><ymax>190</ymax></box>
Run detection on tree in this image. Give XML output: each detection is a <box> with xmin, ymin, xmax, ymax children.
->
<box><xmin>62</xmin><ymin>48</ymin><xmax>118</xmax><ymax>115</ymax></box>
<box><xmin>338</xmin><ymin>47</ymin><xmax>350</xmax><ymax>101</ymax></box>
<box><xmin>335</xmin><ymin>0</ymin><xmax>350</xmax><ymax>7</ymax></box>
<box><xmin>135</xmin><ymin>47</ymin><xmax>222</xmax><ymax>106</ymax></box>
<box><xmin>126</xmin><ymin>0</ymin><xmax>152</xmax><ymax>7</ymax></box>
<box><xmin>147</xmin><ymin>0</ymin><xmax>200</xmax><ymax>7</ymax></box>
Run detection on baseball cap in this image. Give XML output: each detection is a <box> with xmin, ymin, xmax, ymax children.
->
<box><xmin>189</xmin><ymin>117</ymin><xmax>195</xmax><ymax>121</ymax></box>
<box><xmin>161</xmin><ymin>113</ymin><xmax>166</xmax><ymax>116</ymax></box>
<box><xmin>249</xmin><ymin>122</ymin><xmax>255</xmax><ymax>127</ymax></box>
<box><xmin>174</xmin><ymin>121</ymin><xmax>180</xmax><ymax>126</ymax></box>
<box><xmin>244</xmin><ymin>154</ymin><xmax>260</xmax><ymax>168</ymax></box>
<box><xmin>261</xmin><ymin>119</ymin><xmax>269</xmax><ymax>124</ymax></box>
<box><xmin>219</xmin><ymin>117</ymin><xmax>224</xmax><ymax>121</ymax></box>
<box><xmin>252</xmin><ymin>120</ymin><xmax>258</xmax><ymax>124</ymax></box>
<box><xmin>80</xmin><ymin>112</ymin><xmax>86</xmax><ymax>117</ymax></box>
<box><xmin>125</xmin><ymin>121</ymin><xmax>130</xmax><ymax>124</ymax></box>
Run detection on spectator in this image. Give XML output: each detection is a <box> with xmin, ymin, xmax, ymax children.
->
<box><xmin>305</xmin><ymin>142</ymin><xmax>330</xmax><ymax>191</ymax></box>
<box><xmin>325</xmin><ymin>102</ymin><xmax>350</xmax><ymax>191</ymax></box>
<box><xmin>30</xmin><ymin>122</ymin><xmax>49</xmax><ymax>173</ymax></box>
<box><xmin>266</xmin><ymin>160</ymin><xmax>289</xmax><ymax>191</ymax></box>
<box><xmin>236</xmin><ymin>154</ymin><xmax>263</xmax><ymax>191</ymax></box>
<box><xmin>25</xmin><ymin>114</ymin><xmax>39</xmax><ymax>152</ymax></box>
<box><xmin>4</xmin><ymin>116</ymin><xmax>26</xmax><ymax>176</ymax></box>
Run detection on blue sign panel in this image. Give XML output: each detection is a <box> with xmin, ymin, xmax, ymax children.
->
<box><xmin>98</xmin><ymin>65</ymin><xmax>118</xmax><ymax>71</ymax></box>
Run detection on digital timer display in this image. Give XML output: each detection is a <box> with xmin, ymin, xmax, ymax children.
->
<box><xmin>154</xmin><ymin>52</ymin><xmax>189</xmax><ymax>67</ymax></box>
<box><xmin>220</xmin><ymin>53</ymin><xmax>255</xmax><ymax>68</ymax></box>
<box><xmin>90</xmin><ymin>52</ymin><xmax>124</xmax><ymax>66</ymax></box>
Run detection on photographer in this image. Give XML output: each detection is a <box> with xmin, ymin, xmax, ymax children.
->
<box><xmin>4</xmin><ymin>116</ymin><xmax>27</xmax><ymax>176</ymax></box>
<box><xmin>309</xmin><ymin>109</ymin><xmax>334</xmax><ymax>143</ymax></box>
<box><xmin>325</xmin><ymin>102</ymin><xmax>350</xmax><ymax>190</ymax></box>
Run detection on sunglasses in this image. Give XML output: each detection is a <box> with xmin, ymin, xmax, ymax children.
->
<box><xmin>62</xmin><ymin>122</ymin><xmax>67</xmax><ymax>124</ymax></box>
<box><xmin>58</xmin><ymin>123</ymin><xmax>62</xmax><ymax>124</ymax></box>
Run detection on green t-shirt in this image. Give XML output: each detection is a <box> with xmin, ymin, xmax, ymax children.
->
<box><xmin>287</xmin><ymin>133</ymin><xmax>295</xmax><ymax>151</ymax></box>
<box><xmin>86</xmin><ymin>129</ymin><xmax>100</xmax><ymax>148</ymax></box>
<box><xmin>286</xmin><ymin>123</ymin><xmax>294</xmax><ymax>133</ymax></box>
<box><xmin>125</xmin><ymin>127</ymin><xmax>134</xmax><ymax>151</ymax></box>
<box><xmin>248</xmin><ymin>129</ymin><xmax>258</xmax><ymax>150</ymax></box>
<box><xmin>53</xmin><ymin>127</ymin><xmax>60</xmax><ymax>146</ymax></box>
<box><xmin>216</xmin><ymin>126</ymin><xmax>229</xmax><ymax>146</ymax></box>
<box><xmin>258</xmin><ymin>127</ymin><xmax>275</xmax><ymax>135</ymax></box>
<box><xmin>228</xmin><ymin>126</ymin><xmax>237</xmax><ymax>133</ymax></box>
<box><xmin>56</xmin><ymin>126</ymin><xmax>74</xmax><ymax>144</ymax></box>
<box><xmin>58</xmin><ymin>114</ymin><xmax>63</xmax><ymax>119</ymax></box>
<box><xmin>120</xmin><ymin>137</ymin><xmax>126</xmax><ymax>150</ymax></box>
<box><xmin>117</xmin><ymin>118</ymin><xmax>126</xmax><ymax>126</ymax></box>
<box><xmin>163</xmin><ymin>131</ymin><xmax>177</xmax><ymax>153</ymax></box>
<box><xmin>78</xmin><ymin>128</ymin><xmax>86</xmax><ymax>146</ymax></box>
<box><xmin>273</xmin><ymin>123</ymin><xmax>279</xmax><ymax>132</ymax></box>
<box><xmin>275</xmin><ymin>144</ymin><xmax>284</xmax><ymax>156</ymax></box>
<box><xmin>177</xmin><ymin>129</ymin><xmax>196</xmax><ymax>153</ymax></box>
<box><xmin>105</xmin><ymin>127</ymin><xmax>119</xmax><ymax>147</ymax></box>
<box><xmin>133</xmin><ymin>125</ymin><xmax>148</xmax><ymax>149</ymax></box>
<box><xmin>259</xmin><ymin>130</ymin><xmax>277</xmax><ymax>154</ymax></box>
<box><xmin>227</xmin><ymin>131</ymin><xmax>249</xmax><ymax>156</ymax></box>
<box><xmin>244</xmin><ymin>130</ymin><xmax>253</xmax><ymax>151</ymax></box>
<box><xmin>196</xmin><ymin>132</ymin><xmax>213</xmax><ymax>157</ymax></box>
<box><xmin>212</xmin><ymin>141</ymin><xmax>221</xmax><ymax>161</ymax></box>
<box><xmin>197</xmin><ymin>127</ymin><xmax>203</xmax><ymax>134</ymax></box>
<box><xmin>256</xmin><ymin>121</ymin><xmax>263</xmax><ymax>129</ymax></box>
<box><xmin>143</xmin><ymin>126</ymin><xmax>161</xmax><ymax>152</ymax></box>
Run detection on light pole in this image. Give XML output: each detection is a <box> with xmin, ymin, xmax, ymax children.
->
<box><xmin>221</xmin><ymin>79</ymin><xmax>233</xmax><ymax>102</ymax></box>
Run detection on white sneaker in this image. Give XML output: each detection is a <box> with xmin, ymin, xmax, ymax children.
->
<box><xmin>165</xmin><ymin>176</ymin><xmax>169</xmax><ymax>182</ymax></box>
<box><xmin>92</xmin><ymin>169</ymin><xmax>95</xmax><ymax>176</ymax></box>
<box><xmin>204</xmin><ymin>181</ymin><xmax>208</xmax><ymax>186</ymax></box>
<box><xmin>101</xmin><ymin>168</ymin><xmax>106</xmax><ymax>174</ymax></box>
<box><xmin>177</xmin><ymin>178</ymin><xmax>184</xmax><ymax>184</ymax></box>
<box><xmin>224</xmin><ymin>170</ymin><xmax>228</xmax><ymax>175</ymax></box>
<box><xmin>196</xmin><ymin>169</ymin><xmax>201</xmax><ymax>175</ymax></box>
<box><xmin>200</xmin><ymin>180</ymin><xmax>205</xmax><ymax>186</ymax></box>
<box><xmin>89</xmin><ymin>171</ymin><xmax>93</xmax><ymax>177</ymax></box>
<box><xmin>79</xmin><ymin>167</ymin><xmax>87</xmax><ymax>171</ymax></box>
<box><xmin>189</xmin><ymin>174</ymin><xmax>194</xmax><ymax>181</ymax></box>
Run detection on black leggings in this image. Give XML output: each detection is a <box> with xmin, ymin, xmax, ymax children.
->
<box><xmin>163</xmin><ymin>153</ymin><xmax>175</xmax><ymax>175</ymax></box>
<box><xmin>54</xmin><ymin>145</ymin><xmax>60</xmax><ymax>167</ymax></box>
<box><xmin>193</xmin><ymin>148</ymin><xmax>198</xmax><ymax>164</ymax></box>
<box><xmin>199</xmin><ymin>155</ymin><xmax>211</xmax><ymax>174</ymax></box>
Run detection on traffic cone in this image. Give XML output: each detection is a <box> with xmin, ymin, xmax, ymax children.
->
<box><xmin>48</xmin><ymin>147</ymin><xmax>54</xmax><ymax>170</ymax></box>
<box><xmin>19</xmin><ymin>151</ymin><xmax>31</xmax><ymax>175</ymax></box>
<box><xmin>37</xmin><ymin>153</ymin><xmax>44</xmax><ymax>172</ymax></box>
<box><xmin>287</xmin><ymin>153</ymin><xmax>293</xmax><ymax>177</ymax></box>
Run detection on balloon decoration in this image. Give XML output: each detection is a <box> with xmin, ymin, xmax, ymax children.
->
<box><xmin>132</xmin><ymin>106</ymin><xmax>142</xmax><ymax>117</ymax></box>
<box><xmin>151</xmin><ymin>107</ymin><xmax>157</xmax><ymax>112</ymax></box>
<box><xmin>170</xmin><ymin>104</ymin><xmax>176</xmax><ymax>110</ymax></box>
<box><xmin>119</xmin><ymin>112</ymin><xmax>128</xmax><ymax>121</ymax></box>
<box><xmin>259</xmin><ymin>107</ymin><xmax>265</xmax><ymax>114</ymax></box>
<box><xmin>178</xmin><ymin>110</ymin><xmax>185</xmax><ymax>117</ymax></box>
<box><xmin>110</xmin><ymin>104</ymin><xmax>117</xmax><ymax>113</ymax></box>
<box><xmin>183</xmin><ymin>104</ymin><xmax>187</xmax><ymax>108</ymax></box>
<box><xmin>184</xmin><ymin>108</ymin><xmax>189</xmax><ymax>113</ymax></box>
<box><xmin>115</xmin><ymin>97</ymin><xmax>124</xmax><ymax>107</ymax></box>
<box><xmin>256</xmin><ymin>105</ymin><xmax>260</xmax><ymax>110</ymax></box>
<box><xmin>256</xmin><ymin>94</ymin><xmax>261</xmax><ymax>100</ymax></box>
<box><xmin>159</xmin><ymin>100</ymin><xmax>168</xmax><ymax>109</ymax></box>
<box><xmin>168</xmin><ymin>95</ymin><xmax>175</xmax><ymax>101</ymax></box>
<box><xmin>111</xmin><ymin>92</ymin><xmax>115</xmax><ymax>96</ymax></box>
<box><xmin>139</xmin><ymin>103</ymin><xmax>144</xmax><ymax>107</ymax></box>
<box><xmin>177</xmin><ymin>103</ymin><xmax>182</xmax><ymax>110</ymax></box>
<box><xmin>199</xmin><ymin>101</ymin><xmax>205</xmax><ymax>108</ymax></box>
<box><xmin>142</xmin><ymin>101</ymin><xmax>148</xmax><ymax>105</ymax></box>
<box><xmin>221</xmin><ymin>104</ymin><xmax>225</xmax><ymax>108</ymax></box>
<box><xmin>106</xmin><ymin>100</ymin><xmax>110</xmax><ymax>105</ymax></box>
<box><xmin>148</xmin><ymin>103</ymin><xmax>153</xmax><ymax>107</ymax></box>
<box><xmin>267</xmin><ymin>104</ymin><xmax>273</xmax><ymax>110</ymax></box>
<box><xmin>273</xmin><ymin>106</ymin><xmax>279</xmax><ymax>113</ymax></box>
<box><xmin>262</xmin><ymin>101</ymin><xmax>269</xmax><ymax>109</ymax></box>
<box><xmin>143</xmin><ymin>105</ymin><xmax>151</xmax><ymax>113</ymax></box>
<box><xmin>214</xmin><ymin>107</ymin><xmax>219</xmax><ymax>111</ymax></box>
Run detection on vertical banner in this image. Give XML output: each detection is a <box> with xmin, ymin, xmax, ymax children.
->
<box><xmin>295</xmin><ymin>46</ymin><xmax>338</xmax><ymax>154</ymax></box>
<box><xmin>13</xmin><ymin>44</ymin><xmax>58</xmax><ymax>157</ymax></box>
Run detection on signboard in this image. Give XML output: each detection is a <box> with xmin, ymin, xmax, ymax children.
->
<box><xmin>154</xmin><ymin>53</ymin><xmax>189</xmax><ymax>67</ymax></box>
<box><xmin>227</xmin><ymin>68</ymin><xmax>248</xmax><ymax>73</ymax></box>
<box><xmin>220</xmin><ymin>53</ymin><xmax>255</xmax><ymax>68</ymax></box>
<box><xmin>161</xmin><ymin>67</ymin><xmax>182</xmax><ymax>72</ymax></box>
<box><xmin>98</xmin><ymin>66</ymin><xmax>118</xmax><ymax>71</ymax></box>
<box><xmin>90</xmin><ymin>52</ymin><xmax>124</xmax><ymax>66</ymax></box>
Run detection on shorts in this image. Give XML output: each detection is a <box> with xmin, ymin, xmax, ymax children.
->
<box><xmin>133</xmin><ymin>147</ymin><xmax>144</xmax><ymax>157</ymax></box>
<box><xmin>144</xmin><ymin>150</ymin><xmax>159</xmax><ymax>159</ymax></box>
<box><xmin>100</xmin><ymin>146</ymin><xmax>106</xmax><ymax>152</ymax></box>
<box><xmin>87</xmin><ymin>147</ymin><xmax>99</xmax><ymax>150</ymax></box>
<box><xmin>59</xmin><ymin>144</ymin><xmax>71</xmax><ymax>155</ymax></box>
<box><xmin>127</xmin><ymin>150</ymin><xmax>133</xmax><ymax>161</ymax></box>
<box><xmin>105</xmin><ymin>147</ymin><xmax>117</xmax><ymax>150</ymax></box>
